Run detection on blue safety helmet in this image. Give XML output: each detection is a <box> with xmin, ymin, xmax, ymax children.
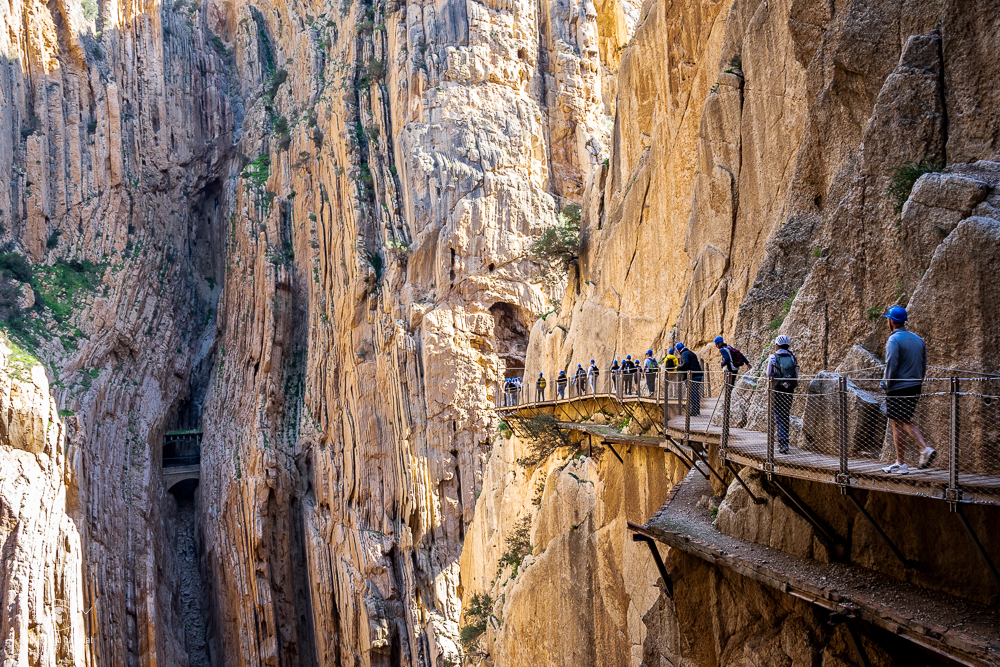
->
<box><xmin>626</xmin><ymin>354</ymin><xmax>631</xmax><ymax>360</ymax></box>
<box><xmin>590</xmin><ymin>359</ymin><xmax>595</xmax><ymax>363</ymax></box>
<box><xmin>885</xmin><ymin>306</ymin><xmax>908</xmax><ymax>323</ymax></box>
<box><xmin>676</xmin><ymin>343</ymin><xmax>685</xmax><ymax>350</ymax></box>
<box><xmin>714</xmin><ymin>336</ymin><xmax>724</xmax><ymax>345</ymax></box>
<box><xmin>668</xmin><ymin>347</ymin><xmax>674</xmax><ymax>354</ymax></box>
<box><xmin>577</xmin><ymin>363</ymin><xmax>582</xmax><ymax>367</ymax></box>
<box><xmin>559</xmin><ymin>370</ymin><xmax>566</xmax><ymax>375</ymax></box>
<box><xmin>646</xmin><ymin>350</ymin><xmax>653</xmax><ymax>355</ymax></box>
<box><xmin>539</xmin><ymin>372</ymin><xmax>544</xmax><ymax>376</ymax></box>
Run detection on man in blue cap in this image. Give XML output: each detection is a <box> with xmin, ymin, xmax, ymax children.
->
<box><xmin>642</xmin><ymin>350</ymin><xmax>659</xmax><ymax>396</ymax></box>
<box><xmin>675</xmin><ymin>343</ymin><xmax>704</xmax><ymax>415</ymax></box>
<box><xmin>880</xmin><ymin>306</ymin><xmax>934</xmax><ymax>474</ymax></box>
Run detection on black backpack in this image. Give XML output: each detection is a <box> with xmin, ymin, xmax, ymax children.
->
<box><xmin>773</xmin><ymin>351</ymin><xmax>798</xmax><ymax>391</ymax></box>
<box><xmin>726</xmin><ymin>345</ymin><xmax>749</xmax><ymax>368</ymax></box>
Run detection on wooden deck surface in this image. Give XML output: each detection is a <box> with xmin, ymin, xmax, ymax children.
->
<box><xmin>500</xmin><ymin>393</ymin><xmax>1000</xmax><ymax>504</ymax></box>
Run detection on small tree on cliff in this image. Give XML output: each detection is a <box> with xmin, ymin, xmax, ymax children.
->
<box><xmin>529</xmin><ymin>204</ymin><xmax>581</xmax><ymax>273</ymax></box>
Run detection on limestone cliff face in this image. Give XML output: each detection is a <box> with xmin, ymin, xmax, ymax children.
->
<box><xmin>463</xmin><ymin>0</ymin><xmax>1000</xmax><ymax>666</ymax></box>
<box><xmin>0</xmin><ymin>340</ymin><xmax>87</xmax><ymax>664</ymax></box>
<box><xmin>527</xmin><ymin>0</ymin><xmax>1000</xmax><ymax>376</ymax></box>
<box><xmin>193</xmin><ymin>0</ymin><xmax>638</xmax><ymax>662</ymax></box>
<box><xmin>0</xmin><ymin>0</ymin><xmax>231</xmax><ymax>661</ymax></box>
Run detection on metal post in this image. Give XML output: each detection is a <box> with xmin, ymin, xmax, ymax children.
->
<box><xmin>684</xmin><ymin>372</ymin><xmax>692</xmax><ymax>450</ymax></box>
<box><xmin>766</xmin><ymin>377</ymin><xmax>775</xmax><ymax>475</ymax></box>
<box><xmin>662</xmin><ymin>369</ymin><xmax>669</xmax><ymax>433</ymax></box>
<box><xmin>721</xmin><ymin>371</ymin><xmax>733</xmax><ymax>459</ymax></box>
<box><xmin>838</xmin><ymin>376</ymin><xmax>849</xmax><ymax>487</ymax></box>
<box><xmin>948</xmin><ymin>377</ymin><xmax>961</xmax><ymax>504</ymax></box>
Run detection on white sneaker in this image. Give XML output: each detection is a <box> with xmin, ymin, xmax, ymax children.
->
<box><xmin>918</xmin><ymin>448</ymin><xmax>937</xmax><ymax>470</ymax></box>
<box><xmin>881</xmin><ymin>462</ymin><xmax>908</xmax><ymax>475</ymax></box>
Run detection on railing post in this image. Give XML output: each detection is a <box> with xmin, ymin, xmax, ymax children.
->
<box><xmin>721</xmin><ymin>371</ymin><xmax>733</xmax><ymax>459</ymax></box>
<box><xmin>838</xmin><ymin>376</ymin><xmax>849</xmax><ymax>488</ymax></box>
<box><xmin>662</xmin><ymin>369</ymin><xmax>669</xmax><ymax>433</ymax></box>
<box><xmin>948</xmin><ymin>377</ymin><xmax>962</xmax><ymax>506</ymax></box>
<box><xmin>766</xmin><ymin>377</ymin><xmax>775</xmax><ymax>476</ymax></box>
<box><xmin>684</xmin><ymin>371</ymin><xmax>692</xmax><ymax>450</ymax></box>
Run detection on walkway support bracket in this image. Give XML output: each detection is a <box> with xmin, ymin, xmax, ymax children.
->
<box><xmin>724</xmin><ymin>461</ymin><xmax>767</xmax><ymax>505</ymax></box>
<box><xmin>603</xmin><ymin>441</ymin><xmax>624</xmax><ymax>464</ymax></box>
<box><xmin>952</xmin><ymin>502</ymin><xmax>1000</xmax><ymax>594</ymax></box>
<box><xmin>845</xmin><ymin>488</ymin><xmax>917</xmax><ymax>569</ymax></box>
<box><xmin>631</xmin><ymin>532</ymin><xmax>673</xmax><ymax>597</ymax></box>
<box><xmin>665</xmin><ymin>437</ymin><xmax>710</xmax><ymax>481</ymax></box>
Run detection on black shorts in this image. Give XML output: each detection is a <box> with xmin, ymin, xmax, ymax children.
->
<box><xmin>886</xmin><ymin>385</ymin><xmax>921</xmax><ymax>421</ymax></box>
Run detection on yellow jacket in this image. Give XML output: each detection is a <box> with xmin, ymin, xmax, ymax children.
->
<box><xmin>663</xmin><ymin>354</ymin><xmax>679</xmax><ymax>370</ymax></box>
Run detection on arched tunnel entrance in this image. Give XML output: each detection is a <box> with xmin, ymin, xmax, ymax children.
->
<box><xmin>167</xmin><ymin>478</ymin><xmax>212</xmax><ymax>667</ymax></box>
<box><xmin>489</xmin><ymin>302</ymin><xmax>530</xmax><ymax>376</ymax></box>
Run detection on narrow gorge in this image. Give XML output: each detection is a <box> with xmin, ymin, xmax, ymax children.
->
<box><xmin>0</xmin><ymin>0</ymin><xmax>999</xmax><ymax>665</ymax></box>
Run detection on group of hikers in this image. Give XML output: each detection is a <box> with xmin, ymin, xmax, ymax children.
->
<box><xmin>520</xmin><ymin>345</ymin><xmax>707</xmax><ymax>404</ymax></box>
<box><xmin>502</xmin><ymin>305</ymin><xmax>933</xmax><ymax>475</ymax></box>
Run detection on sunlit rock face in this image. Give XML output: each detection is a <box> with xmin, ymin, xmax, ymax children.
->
<box><xmin>3</xmin><ymin>0</ymin><xmax>1000</xmax><ymax>662</ymax></box>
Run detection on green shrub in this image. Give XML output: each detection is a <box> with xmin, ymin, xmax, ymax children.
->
<box><xmin>529</xmin><ymin>206</ymin><xmax>580</xmax><ymax>271</ymax></box>
<box><xmin>82</xmin><ymin>0</ymin><xmax>98</xmax><ymax>21</ymax></box>
<box><xmin>459</xmin><ymin>592</ymin><xmax>495</xmax><ymax>652</ymax></box>
<box><xmin>515</xmin><ymin>413</ymin><xmax>569</xmax><ymax>467</ymax></box>
<box><xmin>266</xmin><ymin>69</ymin><xmax>288</xmax><ymax>100</ymax></box>
<box><xmin>242</xmin><ymin>155</ymin><xmax>270</xmax><ymax>187</ymax></box>
<box><xmin>888</xmin><ymin>159</ymin><xmax>943</xmax><ymax>214</ymax></box>
<box><xmin>209</xmin><ymin>35</ymin><xmax>231</xmax><ymax>59</ymax></box>
<box><xmin>768</xmin><ymin>290</ymin><xmax>797</xmax><ymax>330</ymax></box>
<box><xmin>46</xmin><ymin>230</ymin><xmax>62</xmax><ymax>249</ymax></box>
<box><xmin>34</xmin><ymin>259</ymin><xmax>105</xmax><ymax>323</ymax></box>
<box><xmin>495</xmin><ymin>516</ymin><xmax>532</xmax><ymax>579</ymax></box>
<box><xmin>0</xmin><ymin>253</ymin><xmax>33</xmax><ymax>283</ymax></box>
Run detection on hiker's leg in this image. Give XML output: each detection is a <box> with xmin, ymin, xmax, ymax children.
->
<box><xmin>902</xmin><ymin>420</ymin><xmax>928</xmax><ymax>452</ymax></box>
<box><xmin>891</xmin><ymin>419</ymin><xmax>906</xmax><ymax>463</ymax></box>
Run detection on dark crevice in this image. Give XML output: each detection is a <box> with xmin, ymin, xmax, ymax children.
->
<box><xmin>169</xmin><ymin>480</ymin><xmax>212</xmax><ymax>667</ymax></box>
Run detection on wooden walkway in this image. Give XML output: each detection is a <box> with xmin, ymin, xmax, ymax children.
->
<box><xmin>500</xmin><ymin>392</ymin><xmax>1000</xmax><ymax>506</ymax></box>
<box><xmin>633</xmin><ymin>467</ymin><xmax>1000</xmax><ymax>666</ymax></box>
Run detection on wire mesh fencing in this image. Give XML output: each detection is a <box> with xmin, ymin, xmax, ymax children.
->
<box><xmin>710</xmin><ymin>372</ymin><xmax>1000</xmax><ymax>504</ymax></box>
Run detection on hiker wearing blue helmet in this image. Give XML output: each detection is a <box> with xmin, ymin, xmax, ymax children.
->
<box><xmin>642</xmin><ymin>350</ymin><xmax>659</xmax><ymax>396</ymax></box>
<box><xmin>573</xmin><ymin>363</ymin><xmax>587</xmax><ymax>397</ymax></box>
<box><xmin>536</xmin><ymin>372</ymin><xmax>547</xmax><ymax>402</ymax></box>
<box><xmin>609</xmin><ymin>359</ymin><xmax>621</xmax><ymax>395</ymax></box>
<box><xmin>715</xmin><ymin>336</ymin><xmax>749</xmax><ymax>375</ymax></box>
<box><xmin>675</xmin><ymin>343</ymin><xmax>704</xmax><ymax>415</ymax></box>
<box><xmin>880</xmin><ymin>306</ymin><xmax>933</xmax><ymax>474</ymax></box>
<box><xmin>556</xmin><ymin>370</ymin><xmax>568</xmax><ymax>399</ymax></box>
<box><xmin>622</xmin><ymin>354</ymin><xmax>636</xmax><ymax>395</ymax></box>
<box><xmin>587</xmin><ymin>359</ymin><xmax>600</xmax><ymax>393</ymax></box>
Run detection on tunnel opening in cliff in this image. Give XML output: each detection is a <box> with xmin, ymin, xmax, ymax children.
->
<box><xmin>167</xmin><ymin>478</ymin><xmax>214</xmax><ymax>667</ymax></box>
<box><xmin>490</xmin><ymin>302</ymin><xmax>530</xmax><ymax>372</ymax></box>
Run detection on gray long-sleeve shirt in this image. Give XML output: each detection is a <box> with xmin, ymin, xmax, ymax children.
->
<box><xmin>882</xmin><ymin>329</ymin><xmax>926</xmax><ymax>391</ymax></box>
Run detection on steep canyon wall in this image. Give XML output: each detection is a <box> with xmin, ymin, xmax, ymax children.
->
<box><xmin>2</xmin><ymin>0</ymin><xmax>1000</xmax><ymax>663</ymax></box>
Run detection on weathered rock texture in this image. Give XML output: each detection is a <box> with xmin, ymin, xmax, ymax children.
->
<box><xmin>459</xmin><ymin>428</ymin><xmax>685</xmax><ymax>666</ymax></box>
<box><xmin>465</xmin><ymin>0</ymin><xmax>1000</xmax><ymax>666</ymax></box>
<box><xmin>3</xmin><ymin>0</ymin><xmax>1000</xmax><ymax>661</ymax></box>
<box><xmin>0</xmin><ymin>344</ymin><xmax>87</xmax><ymax>665</ymax></box>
